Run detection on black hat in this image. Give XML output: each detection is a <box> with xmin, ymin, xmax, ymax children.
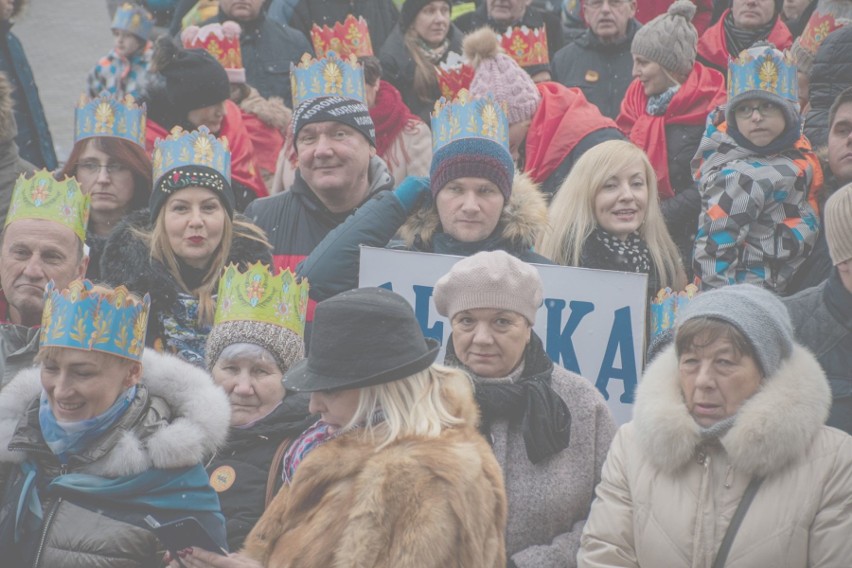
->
<box><xmin>284</xmin><ymin>287</ymin><xmax>440</xmax><ymax>392</ymax></box>
<box><xmin>152</xmin><ymin>39</ymin><xmax>230</xmax><ymax>117</ymax></box>
<box><xmin>400</xmin><ymin>0</ymin><xmax>452</xmax><ymax>32</ymax></box>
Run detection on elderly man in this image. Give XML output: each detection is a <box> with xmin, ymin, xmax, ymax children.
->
<box><xmin>0</xmin><ymin>171</ymin><xmax>89</xmax><ymax>388</ymax></box>
<box><xmin>455</xmin><ymin>0</ymin><xmax>564</xmax><ymax>58</ymax></box>
<box><xmin>552</xmin><ymin>0</ymin><xmax>640</xmax><ymax>119</ymax></box>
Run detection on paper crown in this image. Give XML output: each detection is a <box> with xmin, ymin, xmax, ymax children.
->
<box><xmin>728</xmin><ymin>43</ymin><xmax>798</xmax><ymax>103</ymax></box>
<box><xmin>40</xmin><ymin>279</ymin><xmax>150</xmax><ymax>361</ymax></box>
<box><xmin>311</xmin><ymin>15</ymin><xmax>374</xmax><ymax>58</ymax></box>
<box><xmin>798</xmin><ymin>11</ymin><xmax>851</xmax><ymax>54</ymax></box>
<box><xmin>152</xmin><ymin>126</ymin><xmax>231</xmax><ymax>185</ymax></box>
<box><xmin>431</xmin><ymin>89</ymin><xmax>510</xmax><ymax>153</ymax></box>
<box><xmin>650</xmin><ymin>284</ymin><xmax>699</xmax><ymax>338</ymax></box>
<box><xmin>5</xmin><ymin>170</ymin><xmax>90</xmax><ymax>242</ymax></box>
<box><xmin>75</xmin><ymin>93</ymin><xmax>146</xmax><ymax>147</ymax></box>
<box><xmin>181</xmin><ymin>21</ymin><xmax>246</xmax><ymax>83</ymax></box>
<box><xmin>436</xmin><ymin>52</ymin><xmax>475</xmax><ymax>100</ymax></box>
<box><xmin>214</xmin><ymin>262</ymin><xmax>309</xmax><ymax>338</ymax></box>
<box><xmin>112</xmin><ymin>2</ymin><xmax>154</xmax><ymax>41</ymax></box>
<box><xmin>290</xmin><ymin>51</ymin><xmax>367</xmax><ymax>108</ymax></box>
<box><xmin>501</xmin><ymin>25</ymin><xmax>549</xmax><ymax>68</ymax></box>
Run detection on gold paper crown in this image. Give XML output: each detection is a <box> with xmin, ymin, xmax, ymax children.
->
<box><xmin>290</xmin><ymin>51</ymin><xmax>367</xmax><ymax>108</ymax></box>
<box><xmin>311</xmin><ymin>14</ymin><xmax>374</xmax><ymax>58</ymax></box>
<box><xmin>214</xmin><ymin>262</ymin><xmax>309</xmax><ymax>338</ymax></box>
<box><xmin>501</xmin><ymin>25</ymin><xmax>549</xmax><ymax>68</ymax></box>
<box><xmin>5</xmin><ymin>170</ymin><xmax>91</xmax><ymax>242</ymax></box>
<box><xmin>75</xmin><ymin>93</ymin><xmax>146</xmax><ymax>147</ymax></box>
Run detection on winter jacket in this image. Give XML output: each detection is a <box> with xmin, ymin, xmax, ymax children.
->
<box><xmin>692</xmin><ymin>110</ymin><xmax>820</xmax><ymax>295</ymax></box>
<box><xmin>288</xmin><ymin>0</ymin><xmax>400</xmax><ymax>53</ymax></box>
<box><xmin>454</xmin><ymin>3</ymin><xmax>564</xmax><ymax>63</ymax></box>
<box><xmin>379</xmin><ymin>23</ymin><xmax>465</xmax><ymax>123</ymax></box>
<box><xmin>804</xmin><ymin>25</ymin><xmax>852</xmax><ymax>150</ymax></box>
<box><xmin>206</xmin><ymin>393</ymin><xmax>314</xmax><ymax>551</ymax></box>
<box><xmin>99</xmin><ymin>210</ymin><xmax>272</xmax><ymax>367</ymax></box>
<box><xmin>578</xmin><ymin>343</ymin><xmax>852</xmax><ymax>568</ymax></box>
<box><xmin>0</xmin><ymin>349</ymin><xmax>231</xmax><ymax>568</ymax></box>
<box><xmin>551</xmin><ymin>20</ymin><xmax>640</xmax><ymax>120</ymax></box>
<box><xmin>697</xmin><ymin>10</ymin><xmax>793</xmax><ymax>75</ymax></box>
<box><xmin>0</xmin><ymin>71</ymin><xmax>33</xmax><ymax>224</ymax></box>
<box><xmin>784</xmin><ymin>268</ymin><xmax>852</xmax><ymax>434</ymax></box>
<box><xmin>0</xmin><ymin>309</ymin><xmax>38</xmax><ymax>391</ymax></box>
<box><xmin>446</xmin><ymin>333</ymin><xmax>616</xmax><ymax>568</ymax></box>
<box><xmin>86</xmin><ymin>48</ymin><xmax>151</xmax><ymax>100</ymax></box>
<box><xmin>297</xmin><ymin>172</ymin><xmax>552</xmax><ymax>302</ymax></box>
<box><xmin>241</xmin><ymin>370</ymin><xmax>508</xmax><ymax>568</ymax></box>
<box><xmin>0</xmin><ymin>20</ymin><xmax>56</xmax><ymax>170</ymax></box>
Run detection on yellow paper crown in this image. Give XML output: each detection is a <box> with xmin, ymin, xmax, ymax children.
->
<box><xmin>214</xmin><ymin>262</ymin><xmax>309</xmax><ymax>338</ymax></box>
<box><xmin>311</xmin><ymin>15</ymin><xmax>374</xmax><ymax>58</ymax></box>
<box><xmin>5</xmin><ymin>170</ymin><xmax>91</xmax><ymax>242</ymax></box>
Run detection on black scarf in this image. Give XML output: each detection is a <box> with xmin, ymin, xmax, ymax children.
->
<box><xmin>723</xmin><ymin>11</ymin><xmax>776</xmax><ymax>57</ymax></box>
<box><xmin>593</xmin><ymin>228</ymin><xmax>652</xmax><ymax>274</ymax></box>
<box><xmin>445</xmin><ymin>333</ymin><xmax>571</xmax><ymax>464</ymax></box>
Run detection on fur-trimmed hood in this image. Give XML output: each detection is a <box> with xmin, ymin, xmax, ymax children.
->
<box><xmin>398</xmin><ymin>172</ymin><xmax>548</xmax><ymax>251</ymax></box>
<box><xmin>239</xmin><ymin>87</ymin><xmax>291</xmax><ymax>133</ymax></box>
<box><xmin>0</xmin><ymin>72</ymin><xmax>16</xmax><ymax>143</ymax></box>
<box><xmin>0</xmin><ymin>349</ymin><xmax>230</xmax><ymax>476</ymax></box>
<box><xmin>633</xmin><ymin>344</ymin><xmax>831</xmax><ymax>477</ymax></box>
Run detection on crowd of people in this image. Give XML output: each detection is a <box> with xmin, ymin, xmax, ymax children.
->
<box><xmin>0</xmin><ymin>0</ymin><xmax>850</xmax><ymax>566</ymax></box>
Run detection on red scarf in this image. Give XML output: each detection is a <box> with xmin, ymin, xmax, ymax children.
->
<box><xmin>370</xmin><ymin>81</ymin><xmax>421</xmax><ymax>158</ymax></box>
<box><xmin>524</xmin><ymin>83</ymin><xmax>618</xmax><ymax>185</ymax></box>
<box><xmin>617</xmin><ymin>62</ymin><xmax>726</xmax><ymax>199</ymax></box>
<box><xmin>697</xmin><ymin>9</ymin><xmax>793</xmax><ymax>71</ymax></box>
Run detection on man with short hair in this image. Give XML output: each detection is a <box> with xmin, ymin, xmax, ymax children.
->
<box><xmin>455</xmin><ymin>0</ymin><xmax>564</xmax><ymax>60</ymax></box>
<box><xmin>552</xmin><ymin>0</ymin><xmax>640</xmax><ymax>119</ymax></box>
<box><xmin>0</xmin><ymin>171</ymin><xmax>89</xmax><ymax>388</ymax></box>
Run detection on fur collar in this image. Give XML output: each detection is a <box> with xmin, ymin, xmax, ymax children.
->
<box><xmin>0</xmin><ymin>349</ymin><xmax>231</xmax><ymax>476</ymax></box>
<box><xmin>633</xmin><ymin>344</ymin><xmax>831</xmax><ymax>477</ymax></box>
<box><xmin>397</xmin><ymin>172</ymin><xmax>548</xmax><ymax>250</ymax></box>
<box><xmin>239</xmin><ymin>88</ymin><xmax>291</xmax><ymax>133</ymax></box>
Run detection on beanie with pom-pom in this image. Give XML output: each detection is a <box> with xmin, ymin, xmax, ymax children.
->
<box><xmin>631</xmin><ymin>0</ymin><xmax>698</xmax><ymax>77</ymax></box>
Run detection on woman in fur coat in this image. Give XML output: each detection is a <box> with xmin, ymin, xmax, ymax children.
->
<box><xmin>578</xmin><ymin>284</ymin><xmax>852</xmax><ymax>567</ymax></box>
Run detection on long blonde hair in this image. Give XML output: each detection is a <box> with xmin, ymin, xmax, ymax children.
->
<box><xmin>343</xmin><ymin>364</ymin><xmax>466</xmax><ymax>450</ymax></box>
<box><xmin>404</xmin><ymin>27</ymin><xmax>441</xmax><ymax>105</ymax></box>
<box><xmin>537</xmin><ymin>140</ymin><xmax>687</xmax><ymax>289</ymax></box>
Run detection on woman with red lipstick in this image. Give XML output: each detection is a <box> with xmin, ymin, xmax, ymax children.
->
<box><xmin>578</xmin><ymin>284</ymin><xmax>852</xmax><ymax>567</ymax></box>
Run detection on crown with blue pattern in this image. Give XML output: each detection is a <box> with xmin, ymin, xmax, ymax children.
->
<box><xmin>290</xmin><ymin>51</ymin><xmax>366</xmax><ymax>109</ymax></box>
<box><xmin>430</xmin><ymin>89</ymin><xmax>510</xmax><ymax>153</ymax></box>
<box><xmin>152</xmin><ymin>125</ymin><xmax>231</xmax><ymax>186</ymax></box>
<box><xmin>75</xmin><ymin>93</ymin><xmax>146</xmax><ymax>148</ymax></box>
<box><xmin>728</xmin><ymin>42</ymin><xmax>798</xmax><ymax>104</ymax></box>
<box><xmin>112</xmin><ymin>3</ymin><xmax>154</xmax><ymax>41</ymax></box>
<box><xmin>41</xmin><ymin>279</ymin><xmax>151</xmax><ymax>362</ymax></box>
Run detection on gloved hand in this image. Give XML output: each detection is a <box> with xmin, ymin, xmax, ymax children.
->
<box><xmin>393</xmin><ymin>176</ymin><xmax>431</xmax><ymax>214</ymax></box>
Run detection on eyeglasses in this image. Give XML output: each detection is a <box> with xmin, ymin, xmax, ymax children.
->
<box><xmin>584</xmin><ymin>0</ymin><xmax>631</xmax><ymax>9</ymax></box>
<box><xmin>734</xmin><ymin>101</ymin><xmax>783</xmax><ymax>120</ymax></box>
<box><xmin>76</xmin><ymin>161</ymin><xmax>129</xmax><ymax>176</ymax></box>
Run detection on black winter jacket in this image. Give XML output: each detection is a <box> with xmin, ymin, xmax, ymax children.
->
<box><xmin>805</xmin><ymin>26</ymin><xmax>852</xmax><ymax>150</ymax></box>
<box><xmin>288</xmin><ymin>0</ymin><xmax>400</xmax><ymax>53</ymax></box>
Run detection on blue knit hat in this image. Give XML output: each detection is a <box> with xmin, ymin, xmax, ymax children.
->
<box><xmin>429</xmin><ymin>137</ymin><xmax>515</xmax><ymax>200</ymax></box>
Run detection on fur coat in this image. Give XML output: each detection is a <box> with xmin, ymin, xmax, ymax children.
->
<box><xmin>578</xmin><ymin>344</ymin><xmax>852</xmax><ymax>567</ymax></box>
<box><xmin>241</xmin><ymin>372</ymin><xmax>508</xmax><ymax>568</ymax></box>
<box><xmin>239</xmin><ymin>87</ymin><xmax>290</xmax><ymax>193</ymax></box>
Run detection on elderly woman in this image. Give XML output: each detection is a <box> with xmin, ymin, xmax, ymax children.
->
<box><xmin>0</xmin><ymin>279</ymin><xmax>230</xmax><ymax>567</ymax></box>
<box><xmin>432</xmin><ymin>250</ymin><xmax>617</xmax><ymax>568</ymax></box>
<box><xmin>101</xmin><ymin>126</ymin><xmax>270</xmax><ymax>368</ymax></box>
<box><xmin>578</xmin><ymin>284</ymin><xmax>852</xmax><ymax>566</ymax></box>
<box><xmin>168</xmin><ymin>287</ymin><xmax>507</xmax><ymax>568</ymax></box>
<box><xmin>537</xmin><ymin>140</ymin><xmax>687</xmax><ymax>298</ymax></box>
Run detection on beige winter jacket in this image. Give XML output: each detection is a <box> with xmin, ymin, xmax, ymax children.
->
<box><xmin>578</xmin><ymin>344</ymin><xmax>852</xmax><ymax>568</ymax></box>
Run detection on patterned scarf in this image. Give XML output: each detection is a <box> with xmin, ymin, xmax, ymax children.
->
<box><xmin>646</xmin><ymin>85</ymin><xmax>680</xmax><ymax>117</ymax></box>
<box><xmin>281</xmin><ymin>419</ymin><xmax>336</xmax><ymax>486</ymax></box>
<box><xmin>593</xmin><ymin>228</ymin><xmax>652</xmax><ymax>274</ymax></box>
<box><xmin>416</xmin><ymin>37</ymin><xmax>450</xmax><ymax>64</ymax></box>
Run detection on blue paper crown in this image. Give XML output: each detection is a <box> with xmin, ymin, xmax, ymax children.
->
<box><xmin>75</xmin><ymin>93</ymin><xmax>147</xmax><ymax>148</ymax></box>
<box><xmin>41</xmin><ymin>279</ymin><xmax>151</xmax><ymax>361</ymax></box>
<box><xmin>152</xmin><ymin>125</ymin><xmax>231</xmax><ymax>186</ymax></box>
<box><xmin>112</xmin><ymin>3</ymin><xmax>154</xmax><ymax>41</ymax></box>
<box><xmin>430</xmin><ymin>89</ymin><xmax>510</xmax><ymax>153</ymax></box>
<box><xmin>728</xmin><ymin>43</ymin><xmax>798</xmax><ymax>104</ymax></box>
<box><xmin>290</xmin><ymin>51</ymin><xmax>366</xmax><ymax>109</ymax></box>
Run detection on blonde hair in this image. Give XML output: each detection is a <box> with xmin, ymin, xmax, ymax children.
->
<box><xmin>404</xmin><ymin>27</ymin><xmax>440</xmax><ymax>105</ymax></box>
<box><xmin>343</xmin><ymin>364</ymin><xmax>465</xmax><ymax>450</ymax></box>
<box><xmin>537</xmin><ymin>140</ymin><xmax>687</xmax><ymax>289</ymax></box>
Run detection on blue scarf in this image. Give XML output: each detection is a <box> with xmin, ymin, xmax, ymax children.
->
<box><xmin>646</xmin><ymin>85</ymin><xmax>680</xmax><ymax>117</ymax></box>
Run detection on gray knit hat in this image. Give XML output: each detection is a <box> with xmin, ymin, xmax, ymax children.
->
<box><xmin>825</xmin><ymin>182</ymin><xmax>852</xmax><ymax>265</ymax></box>
<box><xmin>433</xmin><ymin>250</ymin><xmax>543</xmax><ymax>324</ymax></box>
<box><xmin>205</xmin><ymin>320</ymin><xmax>304</xmax><ymax>374</ymax></box>
<box><xmin>631</xmin><ymin>0</ymin><xmax>698</xmax><ymax>77</ymax></box>
<box><xmin>676</xmin><ymin>284</ymin><xmax>794</xmax><ymax>377</ymax></box>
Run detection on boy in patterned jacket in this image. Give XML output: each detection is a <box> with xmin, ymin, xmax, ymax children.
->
<box><xmin>86</xmin><ymin>3</ymin><xmax>153</xmax><ymax>99</ymax></box>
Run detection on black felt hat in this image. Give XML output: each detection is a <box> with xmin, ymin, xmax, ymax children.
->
<box><xmin>284</xmin><ymin>287</ymin><xmax>440</xmax><ymax>392</ymax></box>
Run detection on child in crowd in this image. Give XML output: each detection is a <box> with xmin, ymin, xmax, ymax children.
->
<box><xmin>86</xmin><ymin>3</ymin><xmax>154</xmax><ymax>99</ymax></box>
<box><xmin>693</xmin><ymin>42</ymin><xmax>820</xmax><ymax>295</ymax></box>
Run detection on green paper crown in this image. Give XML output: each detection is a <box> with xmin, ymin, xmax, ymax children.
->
<box><xmin>5</xmin><ymin>170</ymin><xmax>91</xmax><ymax>242</ymax></box>
<box><xmin>214</xmin><ymin>262</ymin><xmax>309</xmax><ymax>338</ymax></box>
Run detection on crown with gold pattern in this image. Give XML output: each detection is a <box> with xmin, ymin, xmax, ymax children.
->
<box><xmin>181</xmin><ymin>21</ymin><xmax>246</xmax><ymax>83</ymax></box>
<box><xmin>501</xmin><ymin>25</ymin><xmax>549</xmax><ymax>68</ymax></box>
<box><xmin>41</xmin><ymin>279</ymin><xmax>151</xmax><ymax>361</ymax></box>
<box><xmin>152</xmin><ymin>125</ymin><xmax>231</xmax><ymax>186</ymax></box>
<box><xmin>5</xmin><ymin>170</ymin><xmax>91</xmax><ymax>242</ymax></box>
<box><xmin>290</xmin><ymin>51</ymin><xmax>367</xmax><ymax>108</ymax></box>
<box><xmin>431</xmin><ymin>89</ymin><xmax>510</xmax><ymax>153</ymax></box>
<box><xmin>436</xmin><ymin>52</ymin><xmax>475</xmax><ymax>100</ymax></box>
<box><xmin>75</xmin><ymin>93</ymin><xmax>146</xmax><ymax>148</ymax></box>
<box><xmin>311</xmin><ymin>15</ymin><xmax>374</xmax><ymax>58</ymax></box>
<box><xmin>112</xmin><ymin>2</ymin><xmax>154</xmax><ymax>41</ymax></box>
<box><xmin>728</xmin><ymin>43</ymin><xmax>798</xmax><ymax>104</ymax></box>
<box><xmin>650</xmin><ymin>284</ymin><xmax>699</xmax><ymax>338</ymax></box>
<box><xmin>214</xmin><ymin>262</ymin><xmax>309</xmax><ymax>338</ymax></box>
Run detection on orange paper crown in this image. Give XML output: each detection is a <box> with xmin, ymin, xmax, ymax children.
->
<box><xmin>435</xmin><ymin>52</ymin><xmax>474</xmax><ymax>100</ymax></box>
<box><xmin>501</xmin><ymin>25</ymin><xmax>549</xmax><ymax>67</ymax></box>
<box><xmin>311</xmin><ymin>14</ymin><xmax>373</xmax><ymax>58</ymax></box>
<box><xmin>799</xmin><ymin>11</ymin><xmax>850</xmax><ymax>54</ymax></box>
<box><xmin>181</xmin><ymin>21</ymin><xmax>245</xmax><ymax>83</ymax></box>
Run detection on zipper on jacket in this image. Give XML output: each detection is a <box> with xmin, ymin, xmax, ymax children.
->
<box><xmin>33</xmin><ymin>497</ymin><xmax>62</xmax><ymax>568</ymax></box>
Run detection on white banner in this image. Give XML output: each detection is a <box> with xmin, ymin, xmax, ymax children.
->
<box><xmin>358</xmin><ymin>247</ymin><xmax>648</xmax><ymax>424</ymax></box>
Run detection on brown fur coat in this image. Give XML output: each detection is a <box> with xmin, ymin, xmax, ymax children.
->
<box><xmin>242</xmin><ymin>372</ymin><xmax>508</xmax><ymax>568</ymax></box>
